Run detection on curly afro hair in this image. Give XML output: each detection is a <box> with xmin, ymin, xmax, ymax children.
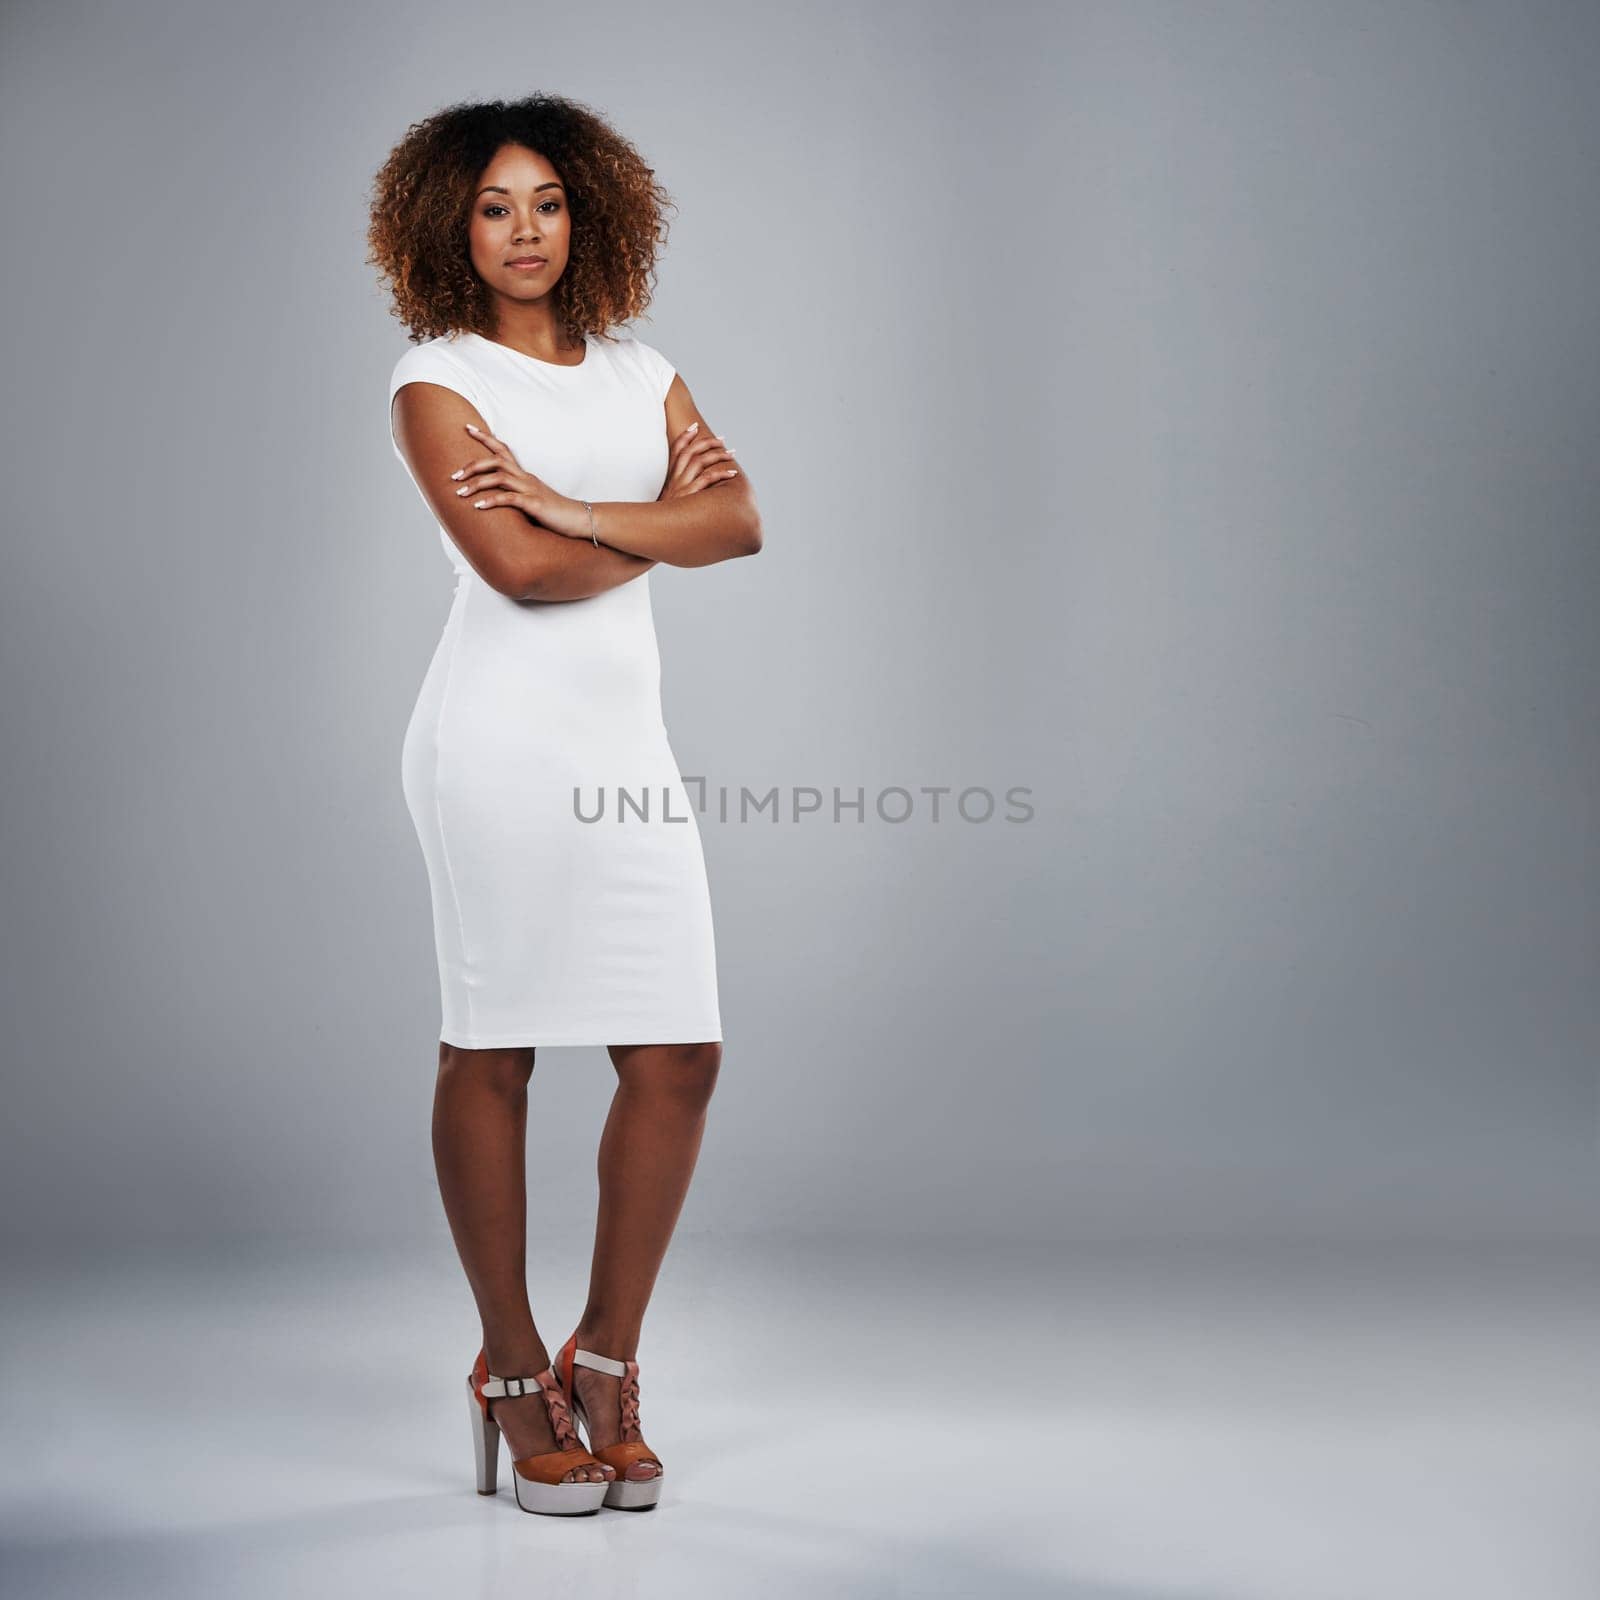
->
<box><xmin>367</xmin><ymin>93</ymin><xmax>675</xmax><ymax>346</ymax></box>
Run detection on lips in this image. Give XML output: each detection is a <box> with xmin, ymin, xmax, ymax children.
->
<box><xmin>507</xmin><ymin>256</ymin><xmax>546</xmax><ymax>267</ymax></box>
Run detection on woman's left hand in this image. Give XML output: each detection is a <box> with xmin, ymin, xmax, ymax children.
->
<box><xmin>453</xmin><ymin>423</ymin><xmax>589</xmax><ymax>538</ymax></box>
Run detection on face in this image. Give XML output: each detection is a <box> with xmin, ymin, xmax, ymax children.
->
<box><xmin>467</xmin><ymin>143</ymin><xmax>573</xmax><ymax>306</ymax></box>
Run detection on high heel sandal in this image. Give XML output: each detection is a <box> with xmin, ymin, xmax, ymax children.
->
<box><xmin>467</xmin><ymin>1347</ymin><xmax>617</xmax><ymax>1516</ymax></box>
<box><xmin>553</xmin><ymin>1332</ymin><xmax>665</xmax><ymax>1511</ymax></box>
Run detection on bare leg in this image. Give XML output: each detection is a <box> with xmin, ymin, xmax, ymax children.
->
<box><xmin>570</xmin><ymin>1040</ymin><xmax>722</xmax><ymax>1480</ymax></box>
<box><xmin>432</xmin><ymin>1041</ymin><xmax>608</xmax><ymax>1482</ymax></box>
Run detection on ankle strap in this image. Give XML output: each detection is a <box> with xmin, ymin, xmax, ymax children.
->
<box><xmin>572</xmin><ymin>1347</ymin><xmax>628</xmax><ymax>1377</ymax></box>
<box><xmin>481</xmin><ymin>1370</ymin><xmax>550</xmax><ymax>1399</ymax></box>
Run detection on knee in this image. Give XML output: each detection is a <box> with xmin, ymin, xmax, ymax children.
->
<box><xmin>637</xmin><ymin>1041</ymin><xmax>721</xmax><ymax>1113</ymax></box>
<box><xmin>437</xmin><ymin>1043</ymin><xmax>535</xmax><ymax>1099</ymax></box>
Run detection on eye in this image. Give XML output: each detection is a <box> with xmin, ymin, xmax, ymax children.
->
<box><xmin>483</xmin><ymin>204</ymin><xmax>508</xmax><ymax>217</ymax></box>
<box><xmin>539</xmin><ymin>200</ymin><xmax>562</xmax><ymax>213</ymax></box>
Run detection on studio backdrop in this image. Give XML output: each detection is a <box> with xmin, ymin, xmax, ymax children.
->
<box><xmin>1</xmin><ymin>0</ymin><xmax>1594</xmax><ymax>1256</ymax></box>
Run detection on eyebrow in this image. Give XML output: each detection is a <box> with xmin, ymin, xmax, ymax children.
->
<box><xmin>475</xmin><ymin>182</ymin><xmax>565</xmax><ymax>198</ymax></box>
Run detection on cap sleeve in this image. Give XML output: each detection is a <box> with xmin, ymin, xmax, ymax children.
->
<box><xmin>388</xmin><ymin>341</ymin><xmax>488</xmax><ymax>422</ymax></box>
<box><xmin>632</xmin><ymin>337</ymin><xmax>677</xmax><ymax>404</ymax></box>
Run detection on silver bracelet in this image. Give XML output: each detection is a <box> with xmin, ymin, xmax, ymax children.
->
<box><xmin>583</xmin><ymin>500</ymin><xmax>598</xmax><ymax>546</ymax></box>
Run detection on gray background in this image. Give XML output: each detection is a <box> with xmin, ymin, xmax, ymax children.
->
<box><xmin>3</xmin><ymin>0</ymin><xmax>1593</xmax><ymax>1251</ymax></box>
<box><xmin>1</xmin><ymin>5</ymin><xmax>1597</xmax><ymax>1593</ymax></box>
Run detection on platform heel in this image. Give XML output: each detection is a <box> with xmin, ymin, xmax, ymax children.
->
<box><xmin>553</xmin><ymin>1333</ymin><xmax>666</xmax><ymax>1511</ymax></box>
<box><xmin>467</xmin><ymin>1374</ymin><xmax>501</xmax><ymax>1494</ymax></box>
<box><xmin>467</xmin><ymin>1347</ymin><xmax>616</xmax><ymax>1516</ymax></box>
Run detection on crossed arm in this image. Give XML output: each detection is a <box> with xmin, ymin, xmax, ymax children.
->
<box><xmin>391</xmin><ymin>371</ymin><xmax>763</xmax><ymax>604</ymax></box>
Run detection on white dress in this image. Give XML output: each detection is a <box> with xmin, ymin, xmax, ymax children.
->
<box><xmin>388</xmin><ymin>329</ymin><xmax>722</xmax><ymax>1048</ymax></box>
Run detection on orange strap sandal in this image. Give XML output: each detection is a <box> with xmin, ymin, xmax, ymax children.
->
<box><xmin>467</xmin><ymin>1347</ymin><xmax>616</xmax><ymax>1516</ymax></box>
<box><xmin>554</xmin><ymin>1333</ymin><xmax>665</xmax><ymax>1511</ymax></box>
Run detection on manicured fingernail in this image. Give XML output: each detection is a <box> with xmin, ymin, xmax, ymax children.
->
<box><xmin>466</xmin><ymin>424</ymin><xmax>479</xmax><ymax>433</ymax></box>
<box><xmin>687</xmin><ymin>423</ymin><xmax>699</xmax><ymax>434</ymax></box>
<box><xmin>450</xmin><ymin>469</ymin><xmax>464</xmax><ymax>480</ymax></box>
<box><xmin>456</xmin><ymin>486</ymin><xmax>469</xmax><ymax>495</ymax></box>
<box><xmin>473</xmin><ymin>499</ymin><xmax>487</xmax><ymax>508</ymax></box>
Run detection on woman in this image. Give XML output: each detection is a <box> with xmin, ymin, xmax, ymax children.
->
<box><xmin>367</xmin><ymin>95</ymin><xmax>761</xmax><ymax>1517</ymax></box>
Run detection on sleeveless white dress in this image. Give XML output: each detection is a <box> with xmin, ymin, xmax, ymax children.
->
<box><xmin>388</xmin><ymin>329</ymin><xmax>722</xmax><ymax>1048</ymax></box>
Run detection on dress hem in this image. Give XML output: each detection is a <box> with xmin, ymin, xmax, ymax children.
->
<box><xmin>440</xmin><ymin>1028</ymin><xmax>724</xmax><ymax>1049</ymax></box>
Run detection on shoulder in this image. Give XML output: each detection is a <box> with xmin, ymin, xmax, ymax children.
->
<box><xmin>607</xmin><ymin>330</ymin><xmax>677</xmax><ymax>403</ymax></box>
<box><xmin>388</xmin><ymin>334</ymin><xmax>486</xmax><ymax>407</ymax></box>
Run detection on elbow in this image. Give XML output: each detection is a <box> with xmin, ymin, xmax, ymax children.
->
<box><xmin>496</xmin><ymin>551</ymin><xmax>554</xmax><ymax>601</ymax></box>
<box><xmin>448</xmin><ymin>533</ymin><xmax>547</xmax><ymax>599</ymax></box>
<box><xmin>512</xmin><ymin>562</ymin><xmax>555</xmax><ymax>601</ymax></box>
<box><xmin>736</xmin><ymin>513</ymin><xmax>764</xmax><ymax>558</ymax></box>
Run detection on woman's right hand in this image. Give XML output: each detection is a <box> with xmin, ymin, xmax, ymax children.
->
<box><xmin>659</xmin><ymin>422</ymin><xmax>740</xmax><ymax>500</ymax></box>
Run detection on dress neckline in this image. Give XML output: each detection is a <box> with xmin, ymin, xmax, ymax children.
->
<box><xmin>464</xmin><ymin>331</ymin><xmax>592</xmax><ymax>372</ymax></box>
